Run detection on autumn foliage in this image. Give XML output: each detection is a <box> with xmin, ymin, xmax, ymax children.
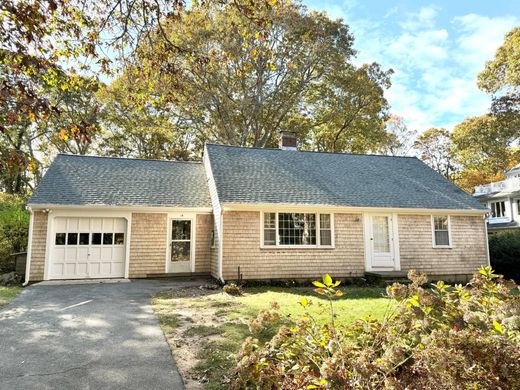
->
<box><xmin>232</xmin><ymin>269</ymin><xmax>520</xmax><ymax>389</ymax></box>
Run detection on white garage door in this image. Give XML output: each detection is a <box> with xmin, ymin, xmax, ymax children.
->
<box><xmin>50</xmin><ymin>217</ymin><xmax>126</xmax><ymax>279</ymax></box>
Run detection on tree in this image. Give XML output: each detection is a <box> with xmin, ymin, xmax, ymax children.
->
<box><xmin>96</xmin><ymin>78</ymin><xmax>195</xmax><ymax>160</ymax></box>
<box><xmin>126</xmin><ymin>1</ymin><xmax>392</xmax><ymax>153</ymax></box>
<box><xmin>379</xmin><ymin>115</ymin><xmax>417</xmax><ymax>156</ymax></box>
<box><xmin>414</xmin><ymin>128</ymin><xmax>455</xmax><ymax>180</ymax></box>
<box><xmin>478</xmin><ymin>26</ymin><xmax>520</xmax><ymax>131</ymax></box>
<box><xmin>451</xmin><ymin>114</ymin><xmax>520</xmax><ymax>190</ymax></box>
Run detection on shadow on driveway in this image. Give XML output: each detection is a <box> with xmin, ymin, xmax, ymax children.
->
<box><xmin>0</xmin><ymin>279</ymin><xmax>200</xmax><ymax>389</ymax></box>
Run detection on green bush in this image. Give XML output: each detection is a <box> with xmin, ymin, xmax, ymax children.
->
<box><xmin>489</xmin><ymin>230</ymin><xmax>520</xmax><ymax>281</ymax></box>
<box><xmin>232</xmin><ymin>269</ymin><xmax>520</xmax><ymax>389</ymax></box>
<box><xmin>0</xmin><ymin>194</ymin><xmax>29</xmax><ymax>273</ymax></box>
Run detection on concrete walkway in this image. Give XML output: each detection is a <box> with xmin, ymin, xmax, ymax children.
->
<box><xmin>0</xmin><ymin>279</ymin><xmax>200</xmax><ymax>389</ymax></box>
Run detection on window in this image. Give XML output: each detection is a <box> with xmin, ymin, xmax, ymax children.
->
<box><xmin>79</xmin><ymin>233</ymin><xmax>89</xmax><ymax>245</ymax></box>
<box><xmin>433</xmin><ymin>216</ymin><xmax>450</xmax><ymax>247</ymax></box>
<box><xmin>319</xmin><ymin>214</ymin><xmax>332</xmax><ymax>246</ymax></box>
<box><xmin>103</xmin><ymin>233</ymin><xmax>113</xmax><ymax>245</ymax></box>
<box><xmin>92</xmin><ymin>233</ymin><xmax>102</xmax><ymax>245</ymax></box>
<box><xmin>490</xmin><ymin>201</ymin><xmax>506</xmax><ymax>218</ymax></box>
<box><xmin>55</xmin><ymin>233</ymin><xmax>66</xmax><ymax>245</ymax></box>
<box><xmin>263</xmin><ymin>213</ymin><xmax>276</xmax><ymax>246</ymax></box>
<box><xmin>114</xmin><ymin>233</ymin><xmax>125</xmax><ymax>245</ymax></box>
<box><xmin>262</xmin><ymin>212</ymin><xmax>333</xmax><ymax>247</ymax></box>
<box><xmin>67</xmin><ymin>233</ymin><xmax>78</xmax><ymax>245</ymax></box>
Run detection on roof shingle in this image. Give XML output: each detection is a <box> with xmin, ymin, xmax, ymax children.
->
<box><xmin>28</xmin><ymin>154</ymin><xmax>211</xmax><ymax>208</ymax></box>
<box><xmin>205</xmin><ymin>144</ymin><xmax>486</xmax><ymax>210</ymax></box>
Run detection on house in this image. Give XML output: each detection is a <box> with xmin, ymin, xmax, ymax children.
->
<box><xmin>474</xmin><ymin>165</ymin><xmax>520</xmax><ymax>232</ymax></box>
<box><xmin>25</xmin><ymin>133</ymin><xmax>490</xmax><ymax>283</ymax></box>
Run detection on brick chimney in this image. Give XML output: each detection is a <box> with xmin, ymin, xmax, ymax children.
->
<box><xmin>279</xmin><ymin>131</ymin><xmax>297</xmax><ymax>151</ymax></box>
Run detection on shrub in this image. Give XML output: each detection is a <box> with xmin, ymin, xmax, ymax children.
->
<box><xmin>223</xmin><ymin>283</ymin><xmax>243</xmax><ymax>296</ymax></box>
<box><xmin>232</xmin><ymin>269</ymin><xmax>520</xmax><ymax>389</ymax></box>
<box><xmin>0</xmin><ymin>194</ymin><xmax>29</xmax><ymax>273</ymax></box>
<box><xmin>489</xmin><ymin>230</ymin><xmax>520</xmax><ymax>281</ymax></box>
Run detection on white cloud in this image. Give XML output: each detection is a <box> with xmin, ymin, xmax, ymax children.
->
<box><xmin>452</xmin><ymin>14</ymin><xmax>518</xmax><ymax>73</ymax></box>
<box><xmin>304</xmin><ymin>1</ymin><xmax>519</xmax><ymax>133</ymax></box>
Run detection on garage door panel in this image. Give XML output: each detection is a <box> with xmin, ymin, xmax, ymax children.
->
<box><xmin>50</xmin><ymin>217</ymin><xmax>126</xmax><ymax>280</ymax></box>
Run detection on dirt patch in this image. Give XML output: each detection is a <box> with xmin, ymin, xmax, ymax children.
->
<box><xmin>153</xmin><ymin>285</ymin><xmax>246</xmax><ymax>389</ymax></box>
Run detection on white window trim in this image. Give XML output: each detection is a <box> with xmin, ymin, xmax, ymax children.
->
<box><xmin>260</xmin><ymin>212</ymin><xmax>335</xmax><ymax>249</ymax></box>
<box><xmin>431</xmin><ymin>215</ymin><xmax>452</xmax><ymax>249</ymax></box>
<box><xmin>165</xmin><ymin>213</ymin><xmax>196</xmax><ymax>273</ymax></box>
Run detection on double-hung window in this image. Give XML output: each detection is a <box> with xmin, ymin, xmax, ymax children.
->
<box><xmin>490</xmin><ymin>201</ymin><xmax>506</xmax><ymax>218</ymax></box>
<box><xmin>262</xmin><ymin>212</ymin><xmax>333</xmax><ymax>247</ymax></box>
<box><xmin>432</xmin><ymin>216</ymin><xmax>450</xmax><ymax>247</ymax></box>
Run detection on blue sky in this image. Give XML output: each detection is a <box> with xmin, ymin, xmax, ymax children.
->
<box><xmin>304</xmin><ymin>0</ymin><xmax>520</xmax><ymax>132</ymax></box>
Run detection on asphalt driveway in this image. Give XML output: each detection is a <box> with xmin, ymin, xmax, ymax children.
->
<box><xmin>0</xmin><ymin>280</ymin><xmax>191</xmax><ymax>390</ymax></box>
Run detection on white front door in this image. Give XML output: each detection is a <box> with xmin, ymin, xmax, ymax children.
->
<box><xmin>50</xmin><ymin>217</ymin><xmax>126</xmax><ymax>279</ymax></box>
<box><xmin>366</xmin><ymin>214</ymin><xmax>397</xmax><ymax>270</ymax></box>
<box><xmin>168</xmin><ymin>219</ymin><xmax>193</xmax><ymax>273</ymax></box>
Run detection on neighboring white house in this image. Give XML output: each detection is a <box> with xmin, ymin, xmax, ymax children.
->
<box><xmin>474</xmin><ymin>164</ymin><xmax>520</xmax><ymax>231</ymax></box>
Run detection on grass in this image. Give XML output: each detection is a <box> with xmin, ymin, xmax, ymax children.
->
<box><xmin>152</xmin><ymin>285</ymin><xmax>391</xmax><ymax>389</ymax></box>
<box><xmin>0</xmin><ymin>286</ymin><xmax>21</xmax><ymax>309</ymax></box>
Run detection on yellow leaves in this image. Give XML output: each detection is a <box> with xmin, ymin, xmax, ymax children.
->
<box><xmin>409</xmin><ymin>295</ymin><xmax>420</xmax><ymax>307</ymax></box>
<box><xmin>493</xmin><ymin>320</ymin><xmax>503</xmax><ymax>334</ymax></box>
<box><xmin>267</xmin><ymin>63</ymin><xmax>277</xmax><ymax>71</ymax></box>
<box><xmin>299</xmin><ymin>297</ymin><xmax>309</xmax><ymax>307</ymax></box>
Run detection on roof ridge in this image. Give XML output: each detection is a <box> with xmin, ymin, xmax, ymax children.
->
<box><xmin>205</xmin><ymin>143</ymin><xmax>419</xmax><ymax>159</ymax></box>
<box><xmin>56</xmin><ymin>153</ymin><xmax>203</xmax><ymax>164</ymax></box>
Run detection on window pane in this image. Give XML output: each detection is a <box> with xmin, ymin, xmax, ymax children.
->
<box><xmin>79</xmin><ymin>233</ymin><xmax>89</xmax><ymax>245</ymax></box>
<box><xmin>372</xmin><ymin>216</ymin><xmax>390</xmax><ymax>253</ymax></box>
<box><xmin>278</xmin><ymin>213</ymin><xmax>316</xmax><ymax>245</ymax></box>
<box><xmin>264</xmin><ymin>213</ymin><xmax>276</xmax><ymax>229</ymax></box>
<box><xmin>320</xmin><ymin>230</ymin><xmax>331</xmax><ymax>246</ymax></box>
<box><xmin>434</xmin><ymin>216</ymin><xmax>448</xmax><ymax>230</ymax></box>
<box><xmin>172</xmin><ymin>220</ymin><xmax>191</xmax><ymax>240</ymax></box>
<box><xmin>171</xmin><ymin>241</ymin><xmax>190</xmax><ymax>262</ymax></box>
<box><xmin>67</xmin><ymin>233</ymin><xmax>78</xmax><ymax>245</ymax></box>
<box><xmin>103</xmin><ymin>233</ymin><xmax>113</xmax><ymax>245</ymax></box>
<box><xmin>264</xmin><ymin>229</ymin><xmax>276</xmax><ymax>245</ymax></box>
<box><xmin>114</xmin><ymin>233</ymin><xmax>125</xmax><ymax>245</ymax></box>
<box><xmin>92</xmin><ymin>233</ymin><xmax>102</xmax><ymax>245</ymax></box>
<box><xmin>435</xmin><ymin>231</ymin><xmax>450</xmax><ymax>246</ymax></box>
<box><xmin>320</xmin><ymin>214</ymin><xmax>331</xmax><ymax>229</ymax></box>
<box><xmin>55</xmin><ymin>233</ymin><xmax>66</xmax><ymax>245</ymax></box>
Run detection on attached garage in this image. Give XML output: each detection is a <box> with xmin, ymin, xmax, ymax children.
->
<box><xmin>49</xmin><ymin>217</ymin><xmax>127</xmax><ymax>279</ymax></box>
<box><xmin>25</xmin><ymin>154</ymin><xmax>213</xmax><ymax>282</ymax></box>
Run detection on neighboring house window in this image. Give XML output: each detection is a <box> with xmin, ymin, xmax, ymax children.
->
<box><xmin>432</xmin><ymin>216</ymin><xmax>450</xmax><ymax>247</ymax></box>
<box><xmin>262</xmin><ymin>212</ymin><xmax>333</xmax><ymax>247</ymax></box>
<box><xmin>517</xmin><ymin>199</ymin><xmax>520</xmax><ymax>215</ymax></box>
<box><xmin>490</xmin><ymin>201</ymin><xmax>506</xmax><ymax>218</ymax></box>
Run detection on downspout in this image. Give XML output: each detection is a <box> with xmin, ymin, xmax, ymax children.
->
<box><xmin>23</xmin><ymin>208</ymin><xmax>34</xmax><ymax>286</ymax></box>
<box><xmin>219</xmin><ymin>207</ymin><xmax>224</xmax><ymax>283</ymax></box>
<box><xmin>484</xmin><ymin>214</ymin><xmax>491</xmax><ymax>267</ymax></box>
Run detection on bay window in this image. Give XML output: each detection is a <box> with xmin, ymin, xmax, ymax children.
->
<box><xmin>262</xmin><ymin>212</ymin><xmax>333</xmax><ymax>247</ymax></box>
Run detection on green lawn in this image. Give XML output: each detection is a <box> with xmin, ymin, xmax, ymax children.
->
<box><xmin>0</xmin><ymin>286</ymin><xmax>21</xmax><ymax>309</ymax></box>
<box><xmin>153</xmin><ymin>285</ymin><xmax>391</xmax><ymax>389</ymax></box>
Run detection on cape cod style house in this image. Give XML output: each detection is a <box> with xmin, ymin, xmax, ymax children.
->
<box><xmin>474</xmin><ymin>164</ymin><xmax>520</xmax><ymax>231</ymax></box>
<box><xmin>25</xmin><ymin>133</ymin><xmax>490</xmax><ymax>283</ymax></box>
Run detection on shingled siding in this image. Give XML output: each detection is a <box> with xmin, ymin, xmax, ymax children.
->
<box><xmin>129</xmin><ymin>213</ymin><xmax>168</xmax><ymax>277</ymax></box>
<box><xmin>221</xmin><ymin>211</ymin><xmax>365</xmax><ymax>280</ymax></box>
<box><xmin>398</xmin><ymin>215</ymin><xmax>488</xmax><ymax>276</ymax></box>
<box><xmin>195</xmin><ymin>214</ymin><xmax>213</xmax><ymax>273</ymax></box>
<box><xmin>129</xmin><ymin>212</ymin><xmax>213</xmax><ymax>277</ymax></box>
<box><xmin>29</xmin><ymin>211</ymin><xmax>48</xmax><ymax>281</ymax></box>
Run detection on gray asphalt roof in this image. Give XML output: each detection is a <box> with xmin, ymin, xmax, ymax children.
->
<box><xmin>28</xmin><ymin>154</ymin><xmax>211</xmax><ymax>208</ymax></box>
<box><xmin>205</xmin><ymin>144</ymin><xmax>487</xmax><ymax>211</ymax></box>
